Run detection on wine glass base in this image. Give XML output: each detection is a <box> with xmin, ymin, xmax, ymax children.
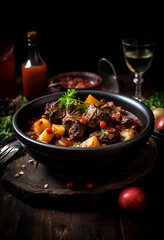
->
<box><xmin>133</xmin><ymin>95</ymin><xmax>145</xmax><ymax>102</ymax></box>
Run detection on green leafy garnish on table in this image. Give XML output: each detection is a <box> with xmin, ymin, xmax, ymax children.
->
<box><xmin>0</xmin><ymin>116</ymin><xmax>13</xmax><ymax>140</ymax></box>
<box><xmin>144</xmin><ymin>92</ymin><xmax>164</xmax><ymax>110</ymax></box>
<box><xmin>0</xmin><ymin>95</ymin><xmax>28</xmax><ymax>141</ymax></box>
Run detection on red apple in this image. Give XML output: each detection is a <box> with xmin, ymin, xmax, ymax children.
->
<box><xmin>118</xmin><ymin>187</ymin><xmax>147</xmax><ymax>213</ymax></box>
<box><xmin>155</xmin><ymin>115</ymin><xmax>164</xmax><ymax>133</ymax></box>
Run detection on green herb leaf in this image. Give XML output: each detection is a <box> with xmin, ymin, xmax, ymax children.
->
<box><xmin>71</xmin><ymin>104</ymin><xmax>88</xmax><ymax>114</ymax></box>
<box><xmin>144</xmin><ymin>92</ymin><xmax>164</xmax><ymax>110</ymax></box>
<box><xmin>101</xmin><ymin>131</ymin><xmax>106</xmax><ymax>138</ymax></box>
<box><xmin>74</xmin><ymin>143</ymin><xmax>80</xmax><ymax>147</ymax></box>
<box><xmin>0</xmin><ymin>115</ymin><xmax>13</xmax><ymax>141</ymax></box>
<box><xmin>0</xmin><ymin>95</ymin><xmax>28</xmax><ymax>141</ymax></box>
<box><xmin>59</xmin><ymin>89</ymin><xmax>90</xmax><ymax>113</ymax></box>
<box><xmin>59</xmin><ymin>89</ymin><xmax>77</xmax><ymax>109</ymax></box>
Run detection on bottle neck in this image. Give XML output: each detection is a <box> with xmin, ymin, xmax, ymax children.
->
<box><xmin>25</xmin><ymin>44</ymin><xmax>45</xmax><ymax>66</ymax></box>
<box><xmin>23</xmin><ymin>31</ymin><xmax>46</xmax><ymax>67</ymax></box>
<box><xmin>27</xmin><ymin>45</ymin><xmax>39</xmax><ymax>57</ymax></box>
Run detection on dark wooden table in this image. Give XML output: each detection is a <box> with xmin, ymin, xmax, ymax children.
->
<box><xmin>0</xmin><ymin>74</ymin><xmax>164</xmax><ymax>240</ymax></box>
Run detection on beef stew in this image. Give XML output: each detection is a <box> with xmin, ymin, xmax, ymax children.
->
<box><xmin>25</xmin><ymin>90</ymin><xmax>143</xmax><ymax>148</ymax></box>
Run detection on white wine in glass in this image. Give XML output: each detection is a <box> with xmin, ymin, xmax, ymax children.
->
<box><xmin>122</xmin><ymin>38</ymin><xmax>155</xmax><ymax>101</ymax></box>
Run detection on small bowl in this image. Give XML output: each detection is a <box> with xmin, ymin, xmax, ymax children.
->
<box><xmin>48</xmin><ymin>71</ymin><xmax>102</xmax><ymax>93</ymax></box>
<box><xmin>12</xmin><ymin>91</ymin><xmax>154</xmax><ymax>170</ymax></box>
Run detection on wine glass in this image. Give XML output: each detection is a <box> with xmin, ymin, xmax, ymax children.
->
<box><xmin>122</xmin><ymin>38</ymin><xmax>155</xmax><ymax>101</ymax></box>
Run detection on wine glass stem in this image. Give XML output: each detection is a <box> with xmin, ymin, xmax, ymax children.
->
<box><xmin>133</xmin><ymin>73</ymin><xmax>144</xmax><ymax>101</ymax></box>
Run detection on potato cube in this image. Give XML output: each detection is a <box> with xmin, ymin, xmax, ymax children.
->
<box><xmin>80</xmin><ymin>136</ymin><xmax>100</xmax><ymax>148</ymax></box>
<box><xmin>120</xmin><ymin>129</ymin><xmax>138</xmax><ymax>142</ymax></box>
<box><xmin>37</xmin><ymin>128</ymin><xmax>54</xmax><ymax>143</ymax></box>
<box><xmin>33</xmin><ymin>118</ymin><xmax>51</xmax><ymax>134</ymax></box>
<box><xmin>84</xmin><ymin>94</ymin><xmax>100</xmax><ymax>106</ymax></box>
<box><xmin>52</xmin><ymin>124</ymin><xmax>65</xmax><ymax>136</ymax></box>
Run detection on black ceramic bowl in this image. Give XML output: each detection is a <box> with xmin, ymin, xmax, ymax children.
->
<box><xmin>13</xmin><ymin>90</ymin><xmax>154</xmax><ymax>170</ymax></box>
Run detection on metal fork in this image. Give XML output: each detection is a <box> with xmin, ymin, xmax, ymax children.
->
<box><xmin>0</xmin><ymin>143</ymin><xmax>24</xmax><ymax>166</ymax></box>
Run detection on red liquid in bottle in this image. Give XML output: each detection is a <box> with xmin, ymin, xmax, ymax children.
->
<box><xmin>22</xmin><ymin>63</ymin><xmax>47</xmax><ymax>101</ymax></box>
<box><xmin>21</xmin><ymin>31</ymin><xmax>48</xmax><ymax>101</ymax></box>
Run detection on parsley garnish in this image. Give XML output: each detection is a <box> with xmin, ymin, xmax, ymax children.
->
<box><xmin>71</xmin><ymin>101</ymin><xmax>88</xmax><ymax>114</ymax></box>
<box><xmin>101</xmin><ymin>131</ymin><xmax>106</xmax><ymax>138</ymax></box>
<box><xmin>74</xmin><ymin>143</ymin><xmax>80</xmax><ymax>147</ymax></box>
<box><xmin>59</xmin><ymin>89</ymin><xmax>77</xmax><ymax>109</ymax></box>
<box><xmin>59</xmin><ymin>89</ymin><xmax>89</xmax><ymax>113</ymax></box>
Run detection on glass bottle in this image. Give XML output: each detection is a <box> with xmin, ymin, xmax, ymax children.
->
<box><xmin>22</xmin><ymin>31</ymin><xmax>47</xmax><ymax>101</ymax></box>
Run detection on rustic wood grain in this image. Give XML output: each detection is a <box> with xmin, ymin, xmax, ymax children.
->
<box><xmin>0</xmin><ymin>74</ymin><xmax>163</xmax><ymax>240</ymax></box>
<box><xmin>1</xmin><ymin>138</ymin><xmax>157</xmax><ymax>209</ymax></box>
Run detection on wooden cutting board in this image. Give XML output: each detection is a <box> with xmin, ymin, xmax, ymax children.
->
<box><xmin>1</xmin><ymin>137</ymin><xmax>157</xmax><ymax>208</ymax></box>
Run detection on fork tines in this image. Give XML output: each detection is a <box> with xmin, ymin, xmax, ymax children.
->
<box><xmin>0</xmin><ymin>145</ymin><xmax>14</xmax><ymax>161</ymax></box>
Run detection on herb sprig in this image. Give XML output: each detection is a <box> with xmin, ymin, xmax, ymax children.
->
<box><xmin>59</xmin><ymin>89</ymin><xmax>77</xmax><ymax>109</ymax></box>
<box><xmin>0</xmin><ymin>116</ymin><xmax>13</xmax><ymax>140</ymax></box>
<box><xmin>59</xmin><ymin>89</ymin><xmax>89</xmax><ymax>113</ymax></box>
<box><xmin>144</xmin><ymin>92</ymin><xmax>164</xmax><ymax>110</ymax></box>
<box><xmin>0</xmin><ymin>95</ymin><xmax>28</xmax><ymax>141</ymax></box>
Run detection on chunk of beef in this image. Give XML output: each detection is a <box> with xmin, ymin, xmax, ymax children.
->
<box><xmin>110</xmin><ymin>106</ymin><xmax>122</xmax><ymax>121</ymax></box>
<box><xmin>101</xmin><ymin>102</ymin><xmax>123</xmax><ymax>124</ymax></box>
<box><xmin>90</xmin><ymin>128</ymin><xmax>120</xmax><ymax>144</ymax></box>
<box><xmin>62</xmin><ymin>113</ymin><xmax>85</xmax><ymax>140</ymax></box>
<box><xmin>120</xmin><ymin>115</ymin><xmax>134</xmax><ymax>129</ymax></box>
<box><xmin>82</xmin><ymin>104</ymin><xmax>110</xmax><ymax>130</ymax></box>
<box><xmin>44</xmin><ymin>100</ymin><xmax>74</xmax><ymax>123</ymax></box>
<box><xmin>100</xmin><ymin>101</ymin><xmax>115</xmax><ymax>109</ymax></box>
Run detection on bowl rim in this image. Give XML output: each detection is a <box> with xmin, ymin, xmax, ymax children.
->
<box><xmin>13</xmin><ymin>90</ymin><xmax>154</xmax><ymax>153</ymax></box>
<box><xmin>152</xmin><ymin>129</ymin><xmax>164</xmax><ymax>139</ymax></box>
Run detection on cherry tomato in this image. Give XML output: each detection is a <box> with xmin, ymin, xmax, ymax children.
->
<box><xmin>100</xmin><ymin>121</ymin><xmax>107</xmax><ymax>129</ymax></box>
<box><xmin>67</xmin><ymin>182</ymin><xmax>74</xmax><ymax>189</ymax></box>
<box><xmin>46</xmin><ymin>128</ymin><xmax>53</xmax><ymax>134</ymax></box>
<box><xmin>115</xmin><ymin>125</ymin><xmax>120</xmax><ymax>130</ymax></box>
<box><xmin>121</xmin><ymin>109</ymin><xmax>127</xmax><ymax>115</ymax></box>
<box><xmin>80</xmin><ymin>118</ymin><xmax>87</xmax><ymax>125</ymax></box>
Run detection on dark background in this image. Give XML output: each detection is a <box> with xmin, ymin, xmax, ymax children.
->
<box><xmin>0</xmin><ymin>3</ymin><xmax>163</xmax><ymax>87</ymax></box>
